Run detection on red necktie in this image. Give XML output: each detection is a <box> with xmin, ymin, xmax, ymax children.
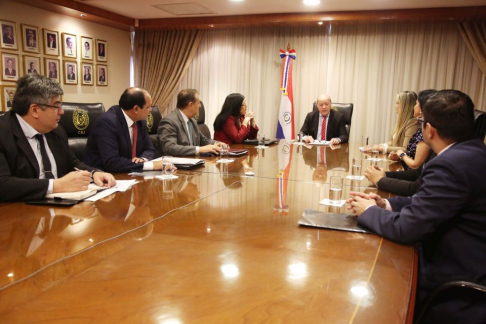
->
<box><xmin>132</xmin><ymin>123</ymin><xmax>138</xmax><ymax>158</ymax></box>
<box><xmin>321</xmin><ymin>116</ymin><xmax>327</xmax><ymax>140</ymax></box>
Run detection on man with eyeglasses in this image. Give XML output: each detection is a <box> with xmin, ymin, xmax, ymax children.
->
<box><xmin>0</xmin><ymin>74</ymin><xmax>116</xmax><ymax>202</ymax></box>
<box><xmin>347</xmin><ymin>90</ymin><xmax>486</xmax><ymax>323</ymax></box>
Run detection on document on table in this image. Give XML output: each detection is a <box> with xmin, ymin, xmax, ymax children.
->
<box><xmin>84</xmin><ymin>180</ymin><xmax>138</xmax><ymax>202</ymax></box>
<box><xmin>309</xmin><ymin>140</ymin><xmax>331</xmax><ymax>146</ymax></box>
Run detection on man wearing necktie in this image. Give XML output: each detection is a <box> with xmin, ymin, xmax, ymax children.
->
<box><xmin>0</xmin><ymin>74</ymin><xmax>116</xmax><ymax>202</ymax></box>
<box><xmin>300</xmin><ymin>94</ymin><xmax>348</xmax><ymax>145</ymax></box>
<box><xmin>157</xmin><ymin>89</ymin><xmax>226</xmax><ymax>156</ymax></box>
<box><xmin>84</xmin><ymin>87</ymin><xmax>164</xmax><ymax>172</ymax></box>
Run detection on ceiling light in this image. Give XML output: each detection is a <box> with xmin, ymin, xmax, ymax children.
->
<box><xmin>230</xmin><ymin>0</ymin><xmax>244</xmax><ymax>2</ymax></box>
<box><xmin>303</xmin><ymin>0</ymin><xmax>320</xmax><ymax>5</ymax></box>
<box><xmin>318</xmin><ymin>22</ymin><xmax>323</xmax><ymax>25</ymax></box>
<box><xmin>80</xmin><ymin>14</ymin><xmax>87</xmax><ymax>17</ymax></box>
<box><xmin>209</xmin><ymin>24</ymin><xmax>214</xmax><ymax>27</ymax></box>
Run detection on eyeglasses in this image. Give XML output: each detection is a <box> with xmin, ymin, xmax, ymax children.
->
<box><xmin>417</xmin><ymin>117</ymin><xmax>433</xmax><ymax>129</ymax></box>
<box><xmin>36</xmin><ymin>102</ymin><xmax>63</xmax><ymax>111</ymax></box>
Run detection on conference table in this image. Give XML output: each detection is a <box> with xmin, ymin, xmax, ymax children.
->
<box><xmin>0</xmin><ymin>141</ymin><xmax>417</xmax><ymax>323</ymax></box>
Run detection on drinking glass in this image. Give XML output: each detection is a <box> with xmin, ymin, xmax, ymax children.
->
<box><xmin>162</xmin><ymin>156</ymin><xmax>174</xmax><ymax>178</ymax></box>
<box><xmin>162</xmin><ymin>179</ymin><xmax>173</xmax><ymax>199</ymax></box>
<box><xmin>258</xmin><ymin>133</ymin><xmax>266</xmax><ymax>147</ymax></box>
<box><xmin>371</xmin><ymin>150</ymin><xmax>379</xmax><ymax>160</ymax></box>
<box><xmin>220</xmin><ymin>147</ymin><xmax>229</xmax><ymax>162</ymax></box>
<box><xmin>329</xmin><ymin>176</ymin><xmax>343</xmax><ymax>205</ymax></box>
<box><xmin>352</xmin><ymin>157</ymin><xmax>362</xmax><ymax>177</ymax></box>
<box><xmin>298</xmin><ymin>131</ymin><xmax>304</xmax><ymax>143</ymax></box>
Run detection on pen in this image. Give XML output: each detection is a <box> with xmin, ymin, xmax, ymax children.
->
<box><xmin>74</xmin><ymin>167</ymin><xmax>95</xmax><ymax>176</ymax></box>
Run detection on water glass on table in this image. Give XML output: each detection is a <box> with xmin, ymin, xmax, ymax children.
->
<box><xmin>329</xmin><ymin>176</ymin><xmax>343</xmax><ymax>205</ymax></box>
<box><xmin>352</xmin><ymin>157</ymin><xmax>362</xmax><ymax>177</ymax></box>
<box><xmin>258</xmin><ymin>133</ymin><xmax>266</xmax><ymax>147</ymax></box>
<box><xmin>220</xmin><ymin>147</ymin><xmax>229</xmax><ymax>162</ymax></box>
<box><xmin>361</xmin><ymin>135</ymin><xmax>369</xmax><ymax>148</ymax></box>
<box><xmin>162</xmin><ymin>156</ymin><xmax>174</xmax><ymax>178</ymax></box>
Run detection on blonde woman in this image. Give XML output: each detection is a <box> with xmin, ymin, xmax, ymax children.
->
<box><xmin>366</xmin><ymin>91</ymin><xmax>418</xmax><ymax>153</ymax></box>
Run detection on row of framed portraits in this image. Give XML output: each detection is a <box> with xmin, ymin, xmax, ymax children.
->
<box><xmin>1</xmin><ymin>20</ymin><xmax>107</xmax><ymax>62</ymax></box>
<box><xmin>1</xmin><ymin>52</ymin><xmax>109</xmax><ymax>86</ymax></box>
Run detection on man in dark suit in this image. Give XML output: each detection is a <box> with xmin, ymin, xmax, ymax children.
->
<box><xmin>27</xmin><ymin>62</ymin><xmax>37</xmax><ymax>74</ymax></box>
<box><xmin>157</xmin><ymin>89</ymin><xmax>225</xmax><ymax>156</ymax></box>
<box><xmin>0</xmin><ymin>74</ymin><xmax>115</xmax><ymax>202</ymax></box>
<box><xmin>300</xmin><ymin>94</ymin><xmax>348</xmax><ymax>144</ymax></box>
<box><xmin>67</xmin><ymin>65</ymin><xmax>75</xmax><ymax>80</ymax></box>
<box><xmin>47</xmin><ymin>33</ymin><xmax>56</xmax><ymax>49</ymax></box>
<box><xmin>348</xmin><ymin>90</ymin><xmax>486</xmax><ymax>324</ymax></box>
<box><xmin>98</xmin><ymin>68</ymin><xmax>106</xmax><ymax>82</ymax></box>
<box><xmin>5</xmin><ymin>58</ymin><xmax>16</xmax><ymax>76</ymax></box>
<box><xmin>26</xmin><ymin>29</ymin><xmax>36</xmax><ymax>48</ymax></box>
<box><xmin>84</xmin><ymin>87</ymin><xmax>163</xmax><ymax>172</ymax></box>
<box><xmin>83</xmin><ymin>66</ymin><xmax>91</xmax><ymax>82</ymax></box>
<box><xmin>6</xmin><ymin>91</ymin><xmax>14</xmax><ymax>108</ymax></box>
<box><xmin>2</xmin><ymin>25</ymin><xmax>14</xmax><ymax>45</ymax></box>
<box><xmin>48</xmin><ymin>62</ymin><xmax>57</xmax><ymax>79</ymax></box>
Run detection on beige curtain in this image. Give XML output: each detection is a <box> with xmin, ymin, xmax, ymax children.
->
<box><xmin>458</xmin><ymin>22</ymin><xmax>486</xmax><ymax>77</ymax></box>
<box><xmin>168</xmin><ymin>22</ymin><xmax>485</xmax><ymax>144</ymax></box>
<box><xmin>134</xmin><ymin>29</ymin><xmax>204</xmax><ymax>113</ymax></box>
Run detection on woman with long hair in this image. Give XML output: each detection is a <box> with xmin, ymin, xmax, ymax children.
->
<box><xmin>213</xmin><ymin>93</ymin><xmax>259</xmax><ymax>144</ymax></box>
<box><xmin>366</xmin><ymin>91</ymin><xmax>418</xmax><ymax>153</ymax></box>
<box><xmin>390</xmin><ymin>89</ymin><xmax>436</xmax><ymax>169</ymax></box>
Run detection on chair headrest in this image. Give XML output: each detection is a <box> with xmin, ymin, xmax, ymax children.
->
<box><xmin>312</xmin><ymin>101</ymin><xmax>354</xmax><ymax>124</ymax></box>
<box><xmin>147</xmin><ymin>105</ymin><xmax>161</xmax><ymax>134</ymax></box>
<box><xmin>59</xmin><ymin>102</ymin><xmax>105</xmax><ymax>137</ymax></box>
<box><xmin>196</xmin><ymin>101</ymin><xmax>205</xmax><ymax>124</ymax></box>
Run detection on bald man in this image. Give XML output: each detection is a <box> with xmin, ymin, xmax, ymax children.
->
<box><xmin>84</xmin><ymin>87</ymin><xmax>164</xmax><ymax>172</ymax></box>
<box><xmin>300</xmin><ymin>94</ymin><xmax>348</xmax><ymax>144</ymax></box>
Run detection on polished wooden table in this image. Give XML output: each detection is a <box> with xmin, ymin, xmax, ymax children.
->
<box><xmin>0</xmin><ymin>142</ymin><xmax>416</xmax><ymax>323</ymax></box>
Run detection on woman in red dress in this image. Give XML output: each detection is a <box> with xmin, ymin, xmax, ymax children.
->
<box><xmin>213</xmin><ymin>93</ymin><xmax>259</xmax><ymax>144</ymax></box>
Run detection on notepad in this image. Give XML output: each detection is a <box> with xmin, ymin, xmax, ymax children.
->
<box><xmin>45</xmin><ymin>188</ymin><xmax>97</xmax><ymax>201</ymax></box>
<box><xmin>298</xmin><ymin>209</ymin><xmax>372</xmax><ymax>234</ymax></box>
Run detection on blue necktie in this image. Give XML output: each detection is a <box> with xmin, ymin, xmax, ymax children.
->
<box><xmin>187</xmin><ymin>120</ymin><xmax>193</xmax><ymax>146</ymax></box>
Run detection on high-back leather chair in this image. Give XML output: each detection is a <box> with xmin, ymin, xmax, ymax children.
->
<box><xmin>147</xmin><ymin>105</ymin><xmax>162</xmax><ymax>156</ymax></box>
<box><xmin>59</xmin><ymin>102</ymin><xmax>105</xmax><ymax>160</ymax></box>
<box><xmin>196</xmin><ymin>101</ymin><xmax>211</xmax><ymax>139</ymax></box>
<box><xmin>474</xmin><ymin>109</ymin><xmax>486</xmax><ymax>141</ymax></box>
<box><xmin>313</xmin><ymin>102</ymin><xmax>354</xmax><ymax>137</ymax></box>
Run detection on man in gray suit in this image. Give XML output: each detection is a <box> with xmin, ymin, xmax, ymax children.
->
<box><xmin>157</xmin><ymin>89</ymin><xmax>224</xmax><ymax>156</ymax></box>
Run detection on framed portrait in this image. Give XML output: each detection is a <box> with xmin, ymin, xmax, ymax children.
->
<box><xmin>45</xmin><ymin>58</ymin><xmax>60</xmax><ymax>83</ymax></box>
<box><xmin>1</xmin><ymin>20</ymin><xmax>18</xmax><ymax>51</ymax></box>
<box><xmin>23</xmin><ymin>55</ymin><xmax>41</xmax><ymax>75</ymax></box>
<box><xmin>43</xmin><ymin>29</ymin><xmax>59</xmax><ymax>56</ymax></box>
<box><xmin>1</xmin><ymin>52</ymin><xmax>19</xmax><ymax>82</ymax></box>
<box><xmin>95</xmin><ymin>39</ymin><xmax>107</xmax><ymax>62</ymax></box>
<box><xmin>21</xmin><ymin>24</ymin><xmax>40</xmax><ymax>53</ymax></box>
<box><xmin>96</xmin><ymin>64</ymin><xmax>108</xmax><ymax>86</ymax></box>
<box><xmin>62</xmin><ymin>33</ymin><xmax>77</xmax><ymax>59</ymax></box>
<box><xmin>1</xmin><ymin>85</ymin><xmax>16</xmax><ymax>111</ymax></box>
<box><xmin>81</xmin><ymin>62</ymin><xmax>93</xmax><ymax>85</ymax></box>
<box><xmin>63</xmin><ymin>60</ymin><xmax>78</xmax><ymax>85</ymax></box>
<box><xmin>80</xmin><ymin>36</ymin><xmax>93</xmax><ymax>61</ymax></box>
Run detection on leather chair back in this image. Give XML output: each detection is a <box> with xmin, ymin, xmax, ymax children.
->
<box><xmin>196</xmin><ymin>101</ymin><xmax>211</xmax><ymax>138</ymax></box>
<box><xmin>313</xmin><ymin>101</ymin><xmax>354</xmax><ymax>136</ymax></box>
<box><xmin>148</xmin><ymin>105</ymin><xmax>162</xmax><ymax>155</ymax></box>
<box><xmin>58</xmin><ymin>102</ymin><xmax>105</xmax><ymax>160</ymax></box>
<box><xmin>0</xmin><ymin>112</ymin><xmax>4</xmax><ymax>117</ymax></box>
<box><xmin>474</xmin><ymin>109</ymin><xmax>486</xmax><ymax>141</ymax></box>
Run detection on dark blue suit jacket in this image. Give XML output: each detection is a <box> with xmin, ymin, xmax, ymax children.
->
<box><xmin>358</xmin><ymin>139</ymin><xmax>486</xmax><ymax>323</ymax></box>
<box><xmin>84</xmin><ymin>105</ymin><xmax>155</xmax><ymax>172</ymax></box>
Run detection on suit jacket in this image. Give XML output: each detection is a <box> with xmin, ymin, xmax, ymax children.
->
<box><xmin>358</xmin><ymin>139</ymin><xmax>486</xmax><ymax>323</ymax></box>
<box><xmin>3</xmin><ymin>34</ymin><xmax>14</xmax><ymax>45</ymax></box>
<box><xmin>300</xmin><ymin>109</ymin><xmax>348</xmax><ymax>143</ymax></box>
<box><xmin>84</xmin><ymin>74</ymin><xmax>91</xmax><ymax>81</ymax></box>
<box><xmin>99</xmin><ymin>75</ymin><xmax>105</xmax><ymax>82</ymax></box>
<box><xmin>213</xmin><ymin>115</ymin><xmax>259</xmax><ymax>144</ymax></box>
<box><xmin>6</xmin><ymin>100</ymin><xmax>12</xmax><ymax>108</ymax></box>
<box><xmin>377</xmin><ymin>151</ymin><xmax>437</xmax><ymax>196</ymax></box>
<box><xmin>27</xmin><ymin>69</ymin><xmax>37</xmax><ymax>73</ymax></box>
<box><xmin>386</xmin><ymin>118</ymin><xmax>419</xmax><ymax>153</ymax></box>
<box><xmin>49</xmin><ymin>71</ymin><xmax>57</xmax><ymax>78</ymax></box>
<box><xmin>5</xmin><ymin>68</ymin><xmax>16</xmax><ymax>76</ymax></box>
<box><xmin>157</xmin><ymin>108</ymin><xmax>215</xmax><ymax>156</ymax></box>
<box><xmin>48</xmin><ymin>40</ymin><xmax>56</xmax><ymax>48</ymax></box>
<box><xmin>67</xmin><ymin>73</ymin><xmax>75</xmax><ymax>80</ymax></box>
<box><xmin>84</xmin><ymin>105</ymin><xmax>155</xmax><ymax>172</ymax></box>
<box><xmin>0</xmin><ymin>111</ymin><xmax>97</xmax><ymax>202</ymax></box>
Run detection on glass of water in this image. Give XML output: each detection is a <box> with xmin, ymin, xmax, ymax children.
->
<box><xmin>162</xmin><ymin>156</ymin><xmax>174</xmax><ymax>178</ymax></box>
<box><xmin>258</xmin><ymin>133</ymin><xmax>266</xmax><ymax>147</ymax></box>
<box><xmin>329</xmin><ymin>176</ymin><xmax>343</xmax><ymax>205</ymax></box>
<box><xmin>298</xmin><ymin>131</ymin><xmax>304</xmax><ymax>143</ymax></box>
<box><xmin>371</xmin><ymin>150</ymin><xmax>379</xmax><ymax>160</ymax></box>
<box><xmin>220</xmin><ymin>147</ymin><xmax>229</xmax><ymax>162</ymax></box>
<box><xmin>352</xmin><ymin>157</ymin><xmax>362</xmax><ymax>177</ymax></box>
<box><xmin>362</xmin><ymin>135</ymin><xmax>369</xmax><ymax>148</ymax></box>
<box><xmin>162</xmin><ymin>179</ymin><xmax>173</xmax><ymax>199</ymax></box>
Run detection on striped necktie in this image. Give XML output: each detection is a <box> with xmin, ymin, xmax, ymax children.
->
<box><xmin>187</xmin><ymin>120</ymin><xmax>193</xmax><ymax>146</ymax></box>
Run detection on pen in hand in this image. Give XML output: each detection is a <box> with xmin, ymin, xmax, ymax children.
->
<box><xmin>74</xmin><ymin>167</ymin><xmax>95</xmax><ymax>177</ymax></box>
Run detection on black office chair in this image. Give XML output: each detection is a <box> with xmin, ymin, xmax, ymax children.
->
<box><xmin>313</xmin><ymin>101</ymin><xmax>353</xmax><ymax>137</ymax></box>
<box><xmin>0</xmin><ymin>111</ymin><xmax>5</xmax><ymax>117</ymax></box>
<box><xmin>59</xmin><ymin>102</ymin><xmax>105</xmax><ymax>160</ymax></box>
<box><xmin>196</xmin><ymin>101</ymin><xmax>211</xmax><ymax>139</ymax></box>
<box><xmin>415</xmin><ymin>280</ymin><xmax>486</xmax><ymax>324</ymax></box>
<box><xmin>147</xmin><ymin>105</ymin><xmax>162</xmax><ymax>156</ymax></box>
<box><xmin>474</xmin><ymin>109</ymin><xmax>486</xmax><ymax>141</ymax></box>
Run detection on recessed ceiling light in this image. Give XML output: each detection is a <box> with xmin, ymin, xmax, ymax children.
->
<box><xmin>230</xmin><ymin>0</ymin><xmax>244</xmax><ymax>2</ymax></box>
<box><xmin>318</xmin><ymin>22</ymin><xmax>323</xmax><ymax>25</ymax></box>
<box><xmin>209</xmin><ymin>24</ymin><xmax>214</xmax><ymax>27</ymax></box>
<box><xmin>80</xmin><ymin>13</ymin><xmax>87</xmax><ymax>17</ymax></box>
<box><xmin>303</xmin><ymin>0</ymin><xmax>320</xmax><ymax>5</ymax></box>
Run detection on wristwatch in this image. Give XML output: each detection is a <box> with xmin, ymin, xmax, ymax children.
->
<box><xmin>399</xmin><ymin>152</ymin><xmax>406</xmax><ymax>160</ymax></box>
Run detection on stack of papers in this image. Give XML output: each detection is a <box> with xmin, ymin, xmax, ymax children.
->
<box><xmin>85</xmin><ymin>180</ymin><xmax>138</xmax><ymax>202</ymax></box>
